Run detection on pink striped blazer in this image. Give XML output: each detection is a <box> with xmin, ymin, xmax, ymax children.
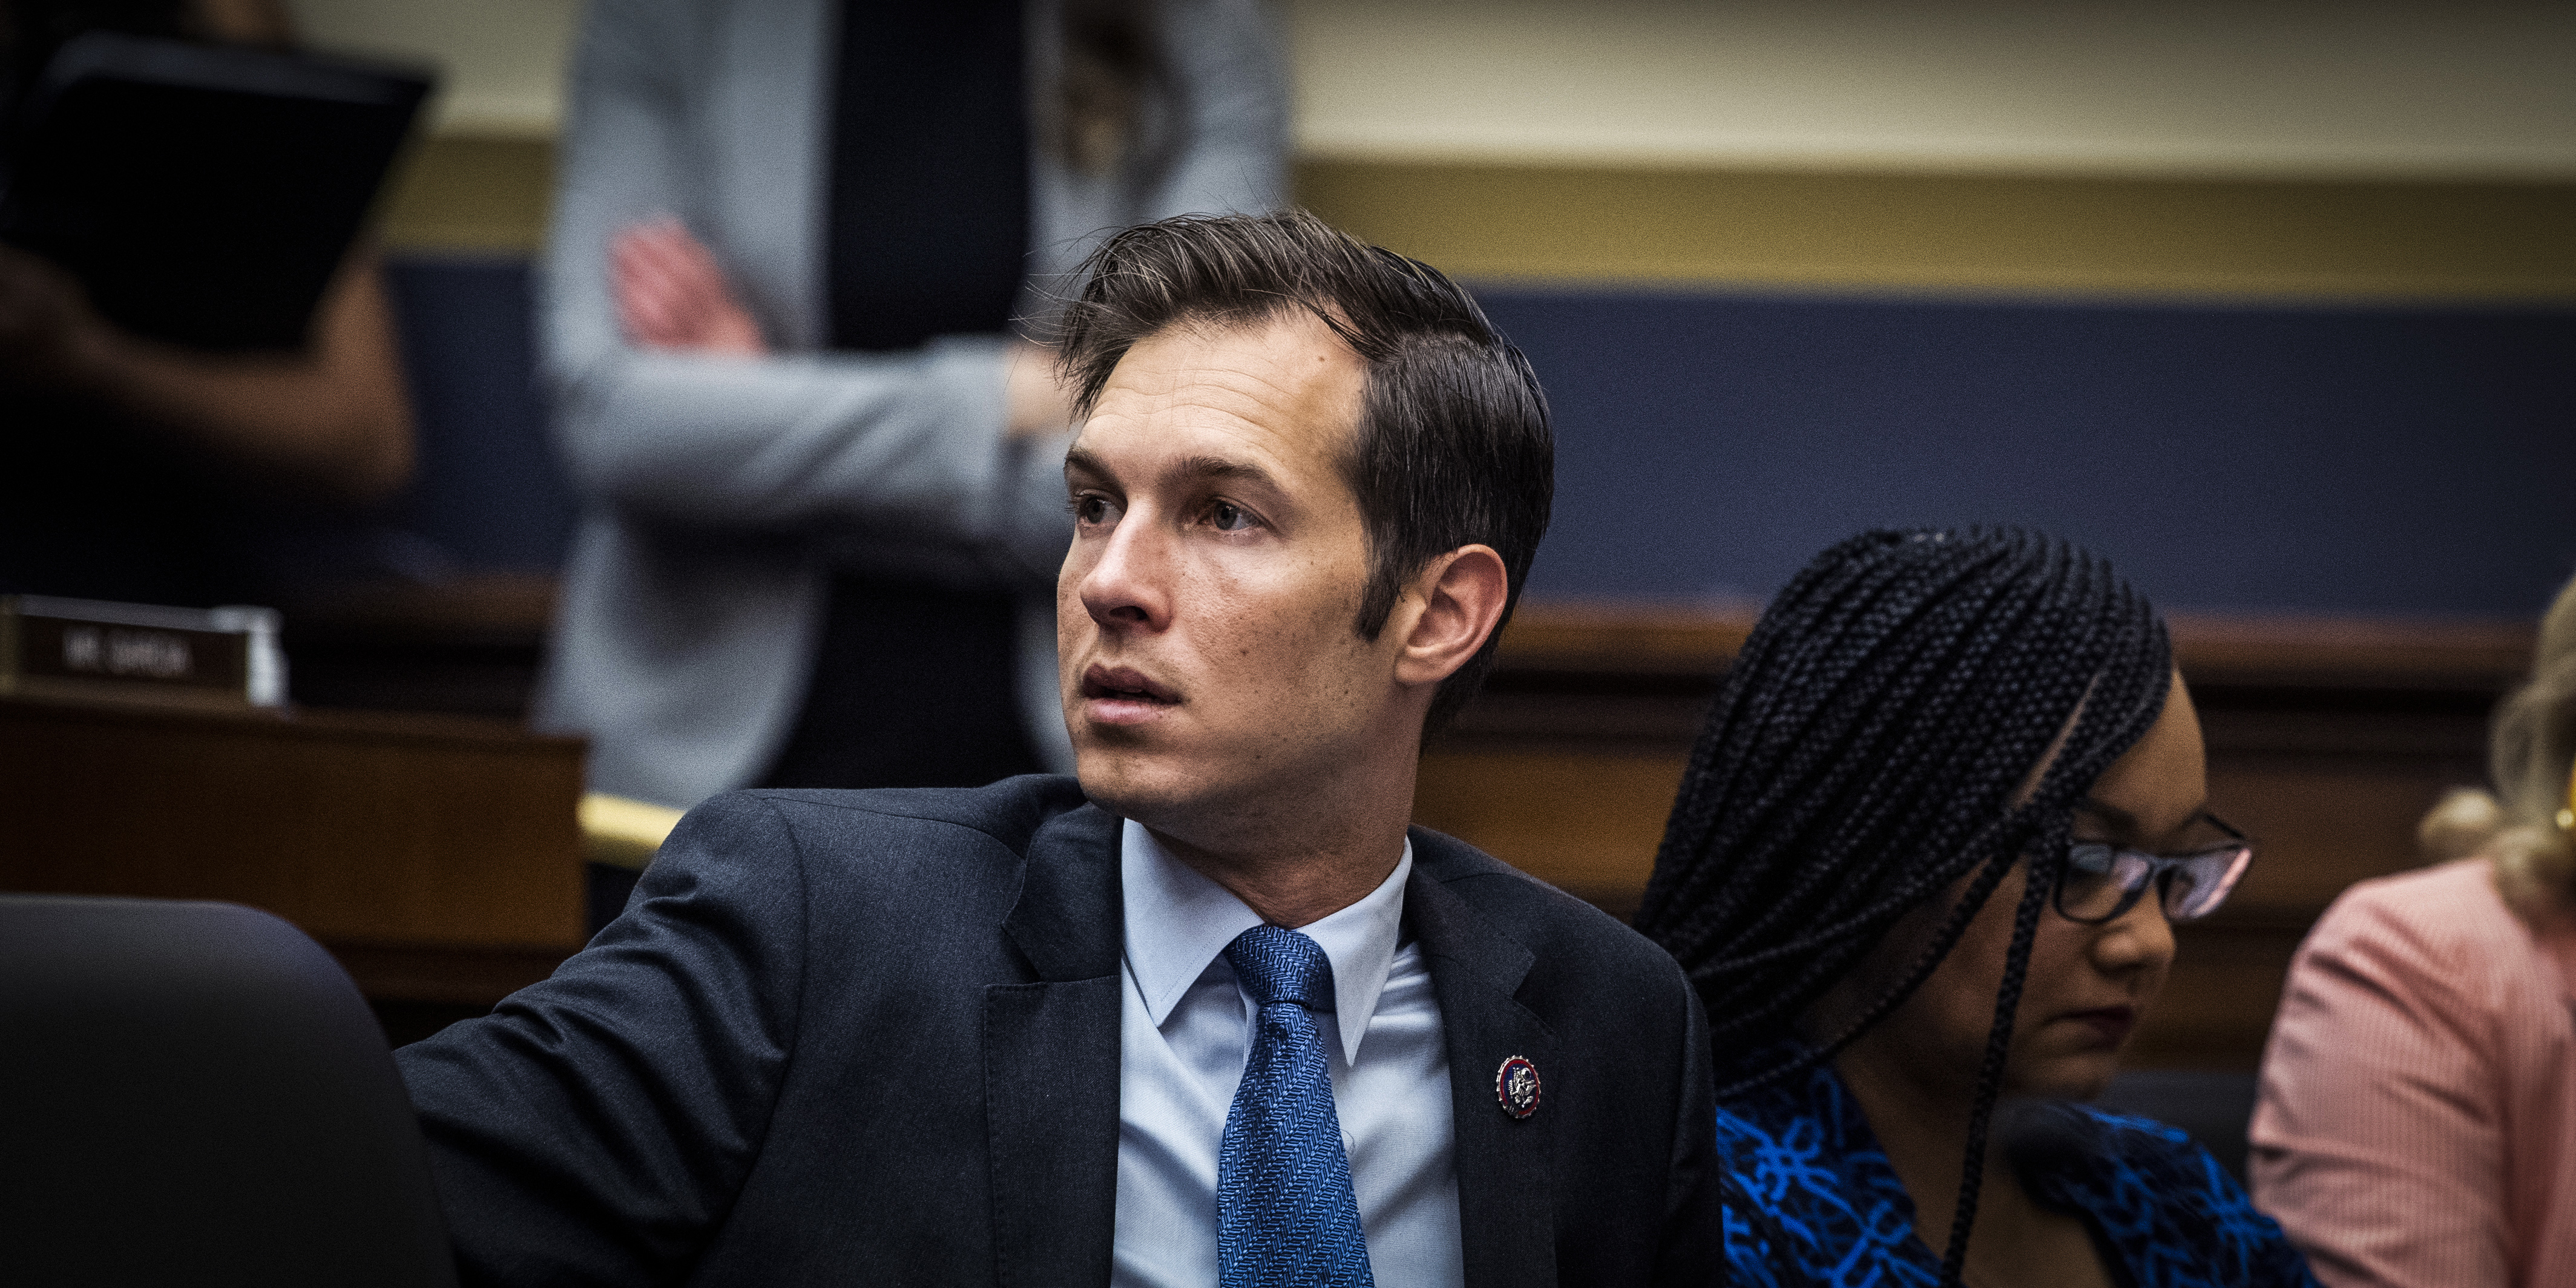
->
<box><xmin>2251</xmin><ymin>858</ymin><xmax>2576</xmax><ymax>1287</ymax></box>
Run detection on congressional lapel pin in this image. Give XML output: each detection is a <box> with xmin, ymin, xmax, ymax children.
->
<box><xmin>1495</xmin><ymin>1056</ymin><xmax>1540</xmax><ymax>1120</ymax></box>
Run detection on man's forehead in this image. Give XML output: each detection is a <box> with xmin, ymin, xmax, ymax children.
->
<box><xmin>1073</xmin><ymin>312</ymin><xmax>1364</xmax><ymax>476</ymax></box>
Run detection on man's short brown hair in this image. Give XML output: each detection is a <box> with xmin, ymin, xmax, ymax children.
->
<box><xmin>1054</xmin><ymin>209</ymin><xmax>1554</xmax><ymax>730</ymax></box>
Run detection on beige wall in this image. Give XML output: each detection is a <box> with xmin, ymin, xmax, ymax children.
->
<box><xmin>292</xmin><ymin>0</ymin><xmax>2573</xmax><ymax>177</ymax></box>
<box><xmin>1289</xmin><ymin>0</ymin><xmax>2576</xmax><ymax>179</ymax></box>
<box><xmin>283</xmin><ymin>0</ymin><xmax>579</xmax><ymax>136</ymax></box>
<box><xmin>327</xmin><ymin>0</ymin><xmax>2575</xmax><ymax>300</ymax></box>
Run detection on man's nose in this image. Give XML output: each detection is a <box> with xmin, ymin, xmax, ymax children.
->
<box><xmin>1077</xmin><ymin>509</ymin><xmax>1172</xmax><ymax>632</ymax></box>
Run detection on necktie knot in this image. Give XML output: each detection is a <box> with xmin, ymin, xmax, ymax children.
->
<box><xmin>1224</xmin><ymin>925</ymin><xmax>1335</xmax><ymax>1012</ymax></box>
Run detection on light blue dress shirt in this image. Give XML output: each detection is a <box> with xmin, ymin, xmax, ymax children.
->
<box><xmin>1111</xmin><ymin>820</ymin><xmax>1464</xmax><ymax>1288</ymax></box>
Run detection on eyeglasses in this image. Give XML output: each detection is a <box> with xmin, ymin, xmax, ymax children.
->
<box><xmin>2051</xmin><ymin>814</ymin><xmax>2254</xmax><ymax>925</ymax></box>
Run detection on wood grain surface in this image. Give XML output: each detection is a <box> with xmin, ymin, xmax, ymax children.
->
<box><xmin>0</xmin><ymin>696</ymin><xmax>585</xmax><ymax>1003</ymax></box>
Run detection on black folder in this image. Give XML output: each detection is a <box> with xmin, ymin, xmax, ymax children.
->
<box><xmin>0</xmin><ymin>33</ymin><xmax>432</xmax><ymax>352</ymax></box>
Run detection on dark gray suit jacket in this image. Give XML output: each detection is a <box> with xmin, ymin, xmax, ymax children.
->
<box><xmin>398</xmin><ymin>777</ymin><xmax>1721</xmax><ymax>1286</ymax></box>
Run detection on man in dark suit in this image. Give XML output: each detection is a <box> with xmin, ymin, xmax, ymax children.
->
<box><xmin>398</xmin><ymin>210</ymin><xmax>1721</xmax><ymax>1286</ymax></box>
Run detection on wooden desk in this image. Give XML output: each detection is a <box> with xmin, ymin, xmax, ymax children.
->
<box><xmin>1418</xmin><ymin>605</ymin><xmax>2532</xmax><ymax>1070</ymax></box>
<box><xmin>0</xmin><ymin>697</ymin><xmax>585</xmax><ymax>1006</ymax></box>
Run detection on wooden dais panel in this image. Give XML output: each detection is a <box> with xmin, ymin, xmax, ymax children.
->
<box><xmin>0</xmin><ymin>696</ymin><xmax>585</xmax><ymax>1002</ymax></box>
<box><xmin>1415</xmin><ymin>750</ymin><xmax>1686</xmax><ymax>922</ymax></box>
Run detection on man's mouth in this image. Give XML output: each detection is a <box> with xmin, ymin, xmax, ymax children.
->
<box><xmin>1080</xmin><ymin>665</ymin><xmax>1180</xmax><ymax>706</ymax></box>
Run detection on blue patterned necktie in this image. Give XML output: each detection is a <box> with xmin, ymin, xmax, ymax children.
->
<box><xmin>1217</xmin><ymin>925</ymin><xmax>1376</xmax><ymax>1288</ymax></box>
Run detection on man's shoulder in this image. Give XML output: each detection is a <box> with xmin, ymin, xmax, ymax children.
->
<box><xmin>1407</xmin><ymin>825</ymin><xmax>1688</xmax><ymax>991</ymax></box>
<box><xmin>655</xmin><ymin>777</ymin><xmax>1115</xmax><ymax>950</ymax></box>
<box><xmin>688</xmin><ymin>774</ymin><xmax>1100</xmax><ymax>859</ymax></box>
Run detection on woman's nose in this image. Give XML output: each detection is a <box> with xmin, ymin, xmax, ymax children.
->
<box><xmin>2094</xmin><ymin>889</ymin><xmax>2178</xmax><ymax>976</ymax></box>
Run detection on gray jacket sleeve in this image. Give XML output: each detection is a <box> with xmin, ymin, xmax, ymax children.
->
<box><xmin>539</xmin><ymin>0</ymin><xmax>1038</xmax><ymax>586</ymax></box>
<box><xmin>1138</xmin><ymin>0</ymin><xmax>1293</xmax><ymax>226</ymax></box>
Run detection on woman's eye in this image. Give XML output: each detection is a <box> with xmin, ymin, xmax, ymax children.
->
<box><xmin>1208</xmin><ymin>501</ymin><xmax>1254</xmax><ymax>531</ymax></box>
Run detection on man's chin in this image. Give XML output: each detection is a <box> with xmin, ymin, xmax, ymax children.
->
<box><xmin>1073</xmin><ymin>741</ymin><xmax>1226</xmax><ymax>829</ymax></box>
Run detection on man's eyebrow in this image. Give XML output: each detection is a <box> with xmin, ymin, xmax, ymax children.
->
<box><xmin>1174</xmin><ymin>455</ymin><xmax>1277</xmax><ymax>488</ymax></box>
<box><xmin>1063</xmin><ymin>445</ymin><xmax>1110</xmax><ymax>481</ymax></box>
<box><xmin>1063</xmin><ymin>448</ymin><xmax>1281</xmax><ymax>491</ymax></box>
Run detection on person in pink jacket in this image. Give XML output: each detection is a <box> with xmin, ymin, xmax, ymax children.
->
<box><xmin>2250</xmin><ymin>575</ymin><xmax>2576</xmax><ymax>1287</ymax></box>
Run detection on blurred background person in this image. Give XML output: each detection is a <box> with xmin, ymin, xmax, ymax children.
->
<box><xmin>2250</xmin><ymin>574</ymin><xmax>2576</xmax><ymax>1288</ymax></box>
<box><xmin>535</xmin><ymin>0</ymin><xmax>1286</xmax><ymax>810</ymax></box>
<box><xmin>0</xmin><ymin>0</ymin><xmax>415</xmax><ymax>608</ymax></box>
<box><xmin>1637</xmin><ymin>528</ymin><xmax>2312</xmax><ymax>1288</ymax></box>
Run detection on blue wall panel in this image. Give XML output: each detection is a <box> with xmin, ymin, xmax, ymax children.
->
<box><xmin>383</xmin><ymin>258</ymin><xmax>2576</xmax><ymax>617</ymax></box>
<box><xmin>1484</xmin><ymin>289</ymin><xmax>2576</xmax><ymax>617</ymax></box>
<box><xmin>383</xmin><ymin>257</ymin><xmax>578</xmax><ymax>571</ymax></box>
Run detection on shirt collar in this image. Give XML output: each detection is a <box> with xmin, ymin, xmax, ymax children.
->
<box><xmin>1119</xmin><ymin>817</ymin><xmax>1412</xmax><ymax>1065</ymax></box>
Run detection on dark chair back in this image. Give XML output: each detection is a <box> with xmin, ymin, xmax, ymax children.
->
<box><xmin>0</xmin><ymin>895</ymin><xmax>457</xmax><ymax>1287</ymax></box>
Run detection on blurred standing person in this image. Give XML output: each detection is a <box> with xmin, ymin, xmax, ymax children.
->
<box><xmin>0</xmin><ymin>0</ymin><xmax>415</xmax><ymax>607</ymax></box>
<box><xmin>539</xmin><ymin>0</ymin><xmax>1286</xmax><ymax>807</ymax></box>
<box><xmin>2252</xmin><ymin>575</ymin><xmax>2576</xmax><ymax>1287</ymax></box>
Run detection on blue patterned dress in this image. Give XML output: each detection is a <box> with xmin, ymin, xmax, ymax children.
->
<box><xmin>1716</xmin><ymin>1056</ymin><xmax>2318</xmax><ymax>1288</ymax></box>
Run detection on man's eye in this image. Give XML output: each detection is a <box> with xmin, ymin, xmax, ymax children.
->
<box><xmin>1209</xmin><ymin>501</ymin><xmax>1254</xmax><ymax>531</ymax></box>
<box><xmin>1072</xmin><ymin>494</ymin><xmax>1113</xmax><ymax>525</ymax></box>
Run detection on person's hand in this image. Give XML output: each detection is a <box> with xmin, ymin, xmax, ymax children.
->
<box><xmin>612</xmin><ymin>217</ymin><xmax>766</xmax><ymax>356</ymax></box>
<box><xmin>1005</xmin><ymin>340</ymin><xmax>1077</xmax><ymax>441</ymax></box>
<box><xmin>0</xmin><ymin>245</ymin><xmax>119</xmax><ymax>393</ymax></box>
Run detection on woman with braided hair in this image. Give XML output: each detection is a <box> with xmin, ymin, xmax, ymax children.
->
<box><xmin>1635</xmin><ymin>527</ymin><xmax>2316</xmax><ymax>1288</ymax></box>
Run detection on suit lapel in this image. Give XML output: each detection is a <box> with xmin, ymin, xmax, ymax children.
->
<box><xmin>1407</xmin><ymin>843</ymin><xmax>1561</xmax><ymax>1288</ymax></box>
<box><xmin>985</xmin><ymin>803</ymin><xmax>1125</xmax><ymax>1288</ymax></box>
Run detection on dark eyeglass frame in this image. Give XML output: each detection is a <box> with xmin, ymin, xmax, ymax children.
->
<box><xmin>2049</xmin><ymin>813</ymin><xmax>2255</xmax><ymax>925</ymax></box>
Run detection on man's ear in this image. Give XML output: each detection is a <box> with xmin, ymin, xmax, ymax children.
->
<box><xmin>1392</xmin><ymin>544</ymin><xmax>1510</xmax><ymax>689</ymax></box>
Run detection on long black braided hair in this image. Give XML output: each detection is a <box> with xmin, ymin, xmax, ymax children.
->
<box><xmin>1633</xmin><ymin>527</ymin><xmax>2172</xmax><ymax>1287</ymax></box>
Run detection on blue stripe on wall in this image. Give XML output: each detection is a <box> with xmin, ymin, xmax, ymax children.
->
<box><xmin>1483</xmin><ymin>289</ymin><xmax>2576</xmax><ymax>617</ymax></box>
<box><xmin>384</xmin><ymin>258</ymin><xmax>576</xmax><ymax>571</ymax></box>
<box><xmin>384</xmin><ymin>258</ymin><xmax>2576</xmax><ymax>619</ymax></box>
